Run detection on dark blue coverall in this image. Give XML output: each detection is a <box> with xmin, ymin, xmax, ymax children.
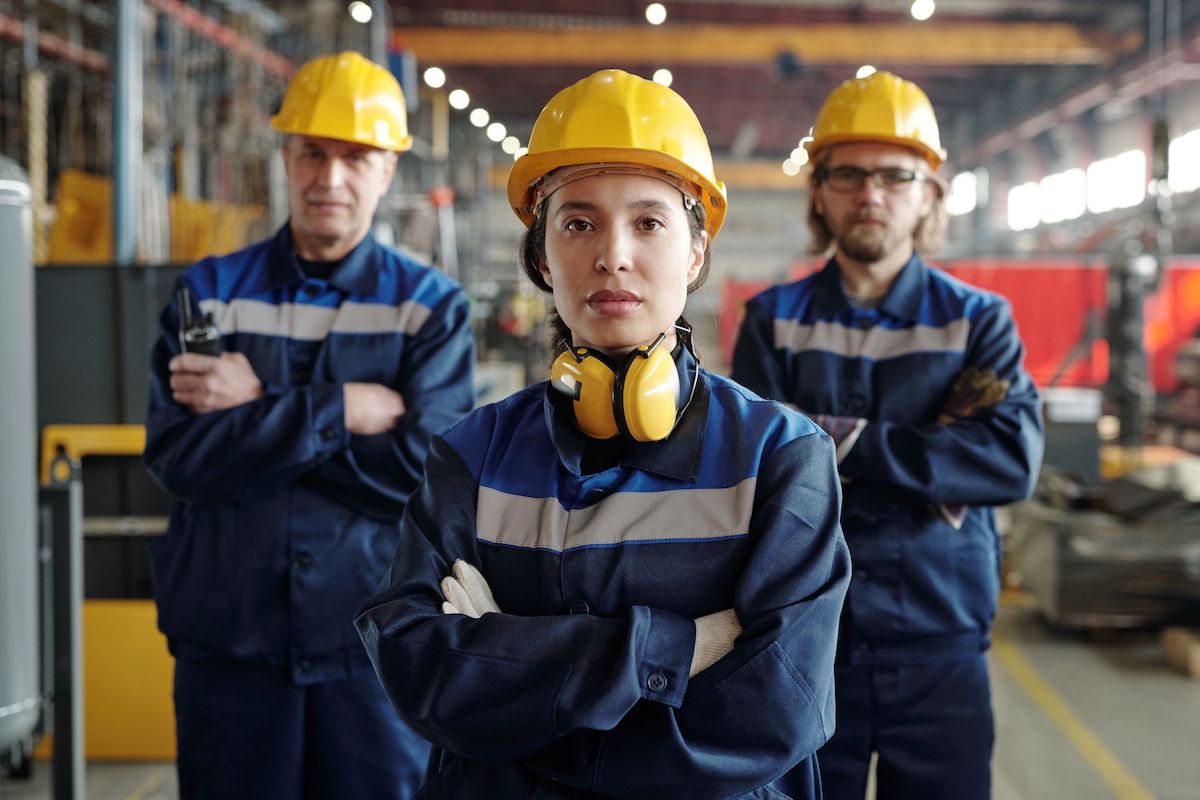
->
<box><xmin>732</xmin><ymin>254</ymin><xmax>1043</xmax><ymax>800</ymax></box>
<box><xmin>144</xmin><ymin>224</ymin><xmax>475</xmax><ymax>799</ymax></box>
<box><xmin>357</xmin><ymin>351</ymin><xmax>852</xmax><ymax>799</ymax></box>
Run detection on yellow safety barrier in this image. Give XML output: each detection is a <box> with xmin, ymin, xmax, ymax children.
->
<box><xmin>38</xmin><ymin>423</ymin><xmax>177</xmax><ymax>760</ymax></box>
<box><xmin>40</xmin><ymin>423</ymin><xmax>146</xmax><ymax>486</ymax></box>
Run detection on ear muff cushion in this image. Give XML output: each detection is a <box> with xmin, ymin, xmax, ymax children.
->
<box><xmin>618</xmin><ymin>347</ymin><xmax>681</xmax><ymax>442</ymax></box>
<box><xmin>550</xmin><ymin>348</ymin><xmax>620</xmax><ymax>439</ymax></box>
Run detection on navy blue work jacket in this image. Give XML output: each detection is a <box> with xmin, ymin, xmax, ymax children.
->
<box><xmin>143</xmin><ymin>225</ymin><xmax>475</xmax><ymax>683</ymax></box>
<box><xmin>732</xmin><ymin>255</ymin><xmax>1043</xmax><ymax>664</ymax></box>
<box><xmin>357</xmin><ymin>355</ymin><xmax>851</xmax><ymax>800</ymax></box>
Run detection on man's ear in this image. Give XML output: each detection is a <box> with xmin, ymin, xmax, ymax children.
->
<box><xmin>918</xmin><ymin>178</ymin><xmax>936</xmax><ymax>217</ymax></box>
<box><xmin>380</xmin><ymin>151</ymin><xmax>398</xmax><ymax>191</ymax></box>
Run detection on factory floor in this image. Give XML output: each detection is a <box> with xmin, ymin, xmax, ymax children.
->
<box><xmin>2</xmin><ymin>596</ymin><xmax>1197</xmax><ymax>800</ymax></box>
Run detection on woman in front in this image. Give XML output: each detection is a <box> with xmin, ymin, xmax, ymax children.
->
<box><xmin>357</xmin><ymin>69</ymin><xmax>850</xmax><ymax>800</ymax></box>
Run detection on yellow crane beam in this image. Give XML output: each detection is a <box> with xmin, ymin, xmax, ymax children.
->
<box><xmin>393</xmin><ymin>23</ymin><xmax>1140</xmax><ymax>67</ymax></box>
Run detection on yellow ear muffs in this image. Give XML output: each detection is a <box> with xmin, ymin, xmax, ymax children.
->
<box><xmin>550</xmin><ymin>347</ymin><xmax>620</xmax><ymax>439</ymax></box>
<box><xmin>549</xmin><ymin>337</ymin><xmax>686</xmax><ymax>443</ymax></box>
<box><xmin>616</xmin><ymin>344</ymin><xmax>681</xmax><ymax>442</ymax></box>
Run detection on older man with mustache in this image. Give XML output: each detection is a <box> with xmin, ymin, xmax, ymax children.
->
<box><xmin>143</xmin><ymin>52</ymin><xmax>474</xmax><ymax>799</ymax></box>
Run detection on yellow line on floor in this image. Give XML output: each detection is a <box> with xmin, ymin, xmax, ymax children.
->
<box><xmin>992</xmin><ymin>633</ymin><xmax>1156</xmax><ymax>800</ymax></box>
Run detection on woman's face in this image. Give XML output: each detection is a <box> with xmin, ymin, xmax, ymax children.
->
<box><xmin>540</xmin><ymin>173</ymin><xmax>707</xmax><ymax>358</ymax></box>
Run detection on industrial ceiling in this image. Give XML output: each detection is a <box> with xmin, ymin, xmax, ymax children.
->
<box><xmin>387</xmin><ymin>0</ymin><xmax>1199</xmax><ymax>171</ymax></box>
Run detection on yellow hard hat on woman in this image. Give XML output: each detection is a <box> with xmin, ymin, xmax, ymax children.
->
<box><xmin>804</xmin><ymin>70</ymin><xmax>946</xmax><ymax>170</ymax></box>
<box><xmin>508</xmin><ymin>69</ymin><xmax>727</xmax><ymax>239</ymax></box>
<box><xmin>271</xmin><ymin>51</ymin><xmax>412</xmax><ymax>152</ymax></box>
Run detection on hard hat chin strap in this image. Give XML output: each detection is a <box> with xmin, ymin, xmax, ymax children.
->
<box><xmin>530</xmin><ymin>164</ymin><xmax>701</xmax><ymax>218</ymax></box>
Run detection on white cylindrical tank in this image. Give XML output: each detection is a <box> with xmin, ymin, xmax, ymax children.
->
<box><xmin>0</xmin><ymin>156</ymin><xmax>39</xmax><ymax>749</ymax></box>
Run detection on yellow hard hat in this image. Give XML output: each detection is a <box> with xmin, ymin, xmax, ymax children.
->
<box><xmin>271</xmin><ymin>51</ymin><xmax>412</xmax><ymax>152</ymax></box>
<box><xmin>805</xmin><ymin>70</ymin><xmax>946</xmax><ymax>170</ymax></box>
<box><xmin>508</xmin><ymin>69</ymin><xmax>727</xmax><ymax>239</ymax></box>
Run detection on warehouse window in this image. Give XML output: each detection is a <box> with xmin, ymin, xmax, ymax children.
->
<box><xmin>1086</xmin><ymin>149</ymin><xmax>1146</xmax><ymax>214</ymax></box>
<box><xmin>1040</xmin><ymin>168</ymin><xmax>1086</xmax><ymax>224</ymax></box>
<box><xmin>947</xmin><ymin>171</ymin><xmax>978</xmax><ymax>216</ymax></box>
<box><xmin>1007</xmin><ymin>181</ymin><xmax>1041</xmax><ymax>231</ymax></box>
<box><xmin>1168</xmin><ymin>128</ymin><xmax>1200</xmax><ymax>194</ymax></box>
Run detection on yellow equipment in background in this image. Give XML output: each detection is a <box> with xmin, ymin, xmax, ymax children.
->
<box><xmin>45</xmin><ymin>169</ymin><xmax>265</xmax><ymax>265</ymax></box>
<box><xmin>39</xmin><ymin>424</ymin><xmax>176</xmax><ymax>760</ymax></box>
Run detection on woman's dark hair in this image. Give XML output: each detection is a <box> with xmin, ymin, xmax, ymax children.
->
<box><xmin>519</xmin><ymin>195</ymin><xmax>712</xmax><ymax>348</ymax></box>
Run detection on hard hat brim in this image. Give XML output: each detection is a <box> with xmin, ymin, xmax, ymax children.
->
<box><xmin>508</xmin><ymin>146</ymin><xmax>727</xmax><ymax>239</ymax></box>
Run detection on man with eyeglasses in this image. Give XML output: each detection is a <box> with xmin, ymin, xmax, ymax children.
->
<box><xmin>732</xmin><ymin>71</ymin><xmax>1043</xmax><ymax>800</ymax></box>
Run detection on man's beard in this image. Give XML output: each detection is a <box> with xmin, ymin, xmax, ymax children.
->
<box><xmin>835</xmin><ymin>218</ymin><xmax>898</xmax><ymax>263</ymax></box>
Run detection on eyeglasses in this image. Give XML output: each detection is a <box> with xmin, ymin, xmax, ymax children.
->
<box><xmin>816</xmin><ymin>165</ymin><xmax>928</xmax><ymax>193</ymax></box>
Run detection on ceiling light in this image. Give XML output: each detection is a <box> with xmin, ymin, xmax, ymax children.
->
<box><xmin>486</xmin><ymin>122</ymin><xmax>507</xmax><ymax>142</ymax></box>
<box><xmin>501</xmin><ymin>136</ymin><xmax>520</xmax><ymax>155</ymax></box>
<box><xmin>782</xmin><ymin>159</ymin><xmax>801</xmax><ymax>177</ymax></box>
<box><xmin>348</xmin><ymin>1</ymin><xmax>372</xmax><ymax>23</ymax></box>
<box><xmin>469</xmin><ymin>108</ymin><xmax>489</xmax><ymax>127</ymax></box>
<box><xmin>910</xmin><ymin>0</ymin><xmax>935</xmax><ymax>22</ymax></box>
<box><xmin>448</xmin><ymin>89</ymin><xmax>470</xmax><ymax>110</ymax></box>
<box><xmin>856</xmin><ymin>65</ymin><xmax>876</xmax><ymax>79</ymax></box>
<box><xmin>423</xmin><ymin>67</ymin><xmax>446</xmax><ymax>89</ymax></box>
<box><xmin>514</xmin><ymin>147</ymin><xmax>528</xmax><ymax>160</ymax></box>
<box><xmin>653</xmin><ymin>69</ymin><xmax>673</xmax><ymax>87</ymax></box>
<box><xmin>646</xmin><ymin>3</ymin><xmax>667</xmax><ymax>25</ymax></box>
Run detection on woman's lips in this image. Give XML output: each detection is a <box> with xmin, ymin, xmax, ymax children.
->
<box><xmin>587</xmin><ymin>289</ymin><xmax>641</xmax><ymax>317</ymax></box>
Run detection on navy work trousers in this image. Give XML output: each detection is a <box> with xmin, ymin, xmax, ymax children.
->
<box><xmin>817</xmin><ymin>653</ymin><xmax>994</xmax><ymax>800</ymax></box>
<box><xmin>173</xmin><ymin>656</ymin><xmax>430</xmax><ymax>800</ymax></box>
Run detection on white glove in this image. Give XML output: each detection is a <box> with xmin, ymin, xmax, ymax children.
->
<box><xmin>440</xmin><ymin>559</ymin><xmax>501</xmax><ymax>617</ymax></box>
<box><xmin>690</xmin><ymin>608</ymin><xmax>741</xmax><ymax>677</ymax></box>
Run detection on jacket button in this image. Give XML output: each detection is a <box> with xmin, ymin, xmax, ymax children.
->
<box><xmin>291</xmin><ymin>554</ymin><xmax>312</xmax><ymax>570</ymax></box>
<box><xmin>647</xmin><ymin>672</ymin><xmax>668</xmax><ymax>692</ymax></box>
<box><xmin>297</xmin><ymin>659</ymin><xmax>312</xmax><ymax>673</ymax></box>
<box><xmin>320</xmin><ymin>427</ymin><xmax>338</xmax><ymax>442</ymax></box>
<box><xmin>303</xmin><ymin>284</ymin><xmax>322</xmax><ymax>298</ymax></box>
<box><xmin>569</xmin><ymin>600</ymin><xmax>590</xmax><ymax>614</ymax></box>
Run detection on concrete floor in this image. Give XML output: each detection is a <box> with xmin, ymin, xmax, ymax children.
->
<box><xmin>2</xmin><ymin>601</ymin><xmax>1198</xmax><ymax>800</ymax></box>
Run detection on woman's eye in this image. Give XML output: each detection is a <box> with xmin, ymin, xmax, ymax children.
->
<box><xmin>639</xmin><ymin>218</ymin><xmax>665</xmax><ymax>231</ymax></box>
<box><xmin>564</xmin><ymin>219</ymin><xmax>592</xmax><ymax>232</ymax></box>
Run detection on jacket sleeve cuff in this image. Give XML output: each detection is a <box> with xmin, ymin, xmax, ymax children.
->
<box><xmin>309</xmin><ymin>383</ymin><xmax>349</xmax><ymax>454</ymax></box>
<box><xmin>635</xmin><ymin>606</ymin><xmax>694</xmax><ymax>708</ymax></box>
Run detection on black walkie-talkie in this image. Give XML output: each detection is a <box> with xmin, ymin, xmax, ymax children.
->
<box><xmin>177</xmin><ymin>285</ymin><xmax>222</xmax><ymax>356</ymax></box>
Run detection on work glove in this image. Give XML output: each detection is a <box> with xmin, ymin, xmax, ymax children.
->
<box><xmin>937</xmin><ymin>367</ymin><xmax>1010</xmax><ymax>424</ymax></box>
<box><xmin>690</xmin><ymin>609</ymin><xmax>742</xmax><ymax>677</ymax></box>
<box><xmin>440</xmin><ymin>559</ymin><xmax>501</xmax><ymax>617</ymax></box>
<box><xmin>810</xmin><ymin>413</ymin><xmax>867</xmax><ymax>464</ymax></box>
<box><xmin>933</xmin><ymin>368</ymin><xmax>1011</xmax><ymax>529</ymax></box>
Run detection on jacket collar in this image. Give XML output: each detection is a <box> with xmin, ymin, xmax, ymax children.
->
<box><xmin>260</xmin><ymin>223</ymin><xmax>380</xmax><ymax>296</ymax></box>
<box><xmin>811</xmin><ymin>251</ymin><xmax>927</xmax><ymax>322</ymax></box>
<box><xmin>545</xmin><ymin>344</ymin><xmax>708</xmax><ymax>482</ymax></box>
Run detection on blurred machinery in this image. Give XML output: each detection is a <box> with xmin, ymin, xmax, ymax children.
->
<box><xmin>1009</xmin><ymin>118</ymin><xmax>1200</xmax><ymax>630</ymax></box>
<box><xmin>0</xmin><ymin>157</ymin><xmax>40</xmax><ymax>777</ymax></box>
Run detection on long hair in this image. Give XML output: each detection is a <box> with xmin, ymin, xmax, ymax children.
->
<box><xmin>805</xmin><ymin>147</ymin><xmax>948</xmax><ymax>256</ymax></box>
<box><xmin>519</xmin><ymin>198</ymin><xmax>711</xmax><ymax>349</ymax></box>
